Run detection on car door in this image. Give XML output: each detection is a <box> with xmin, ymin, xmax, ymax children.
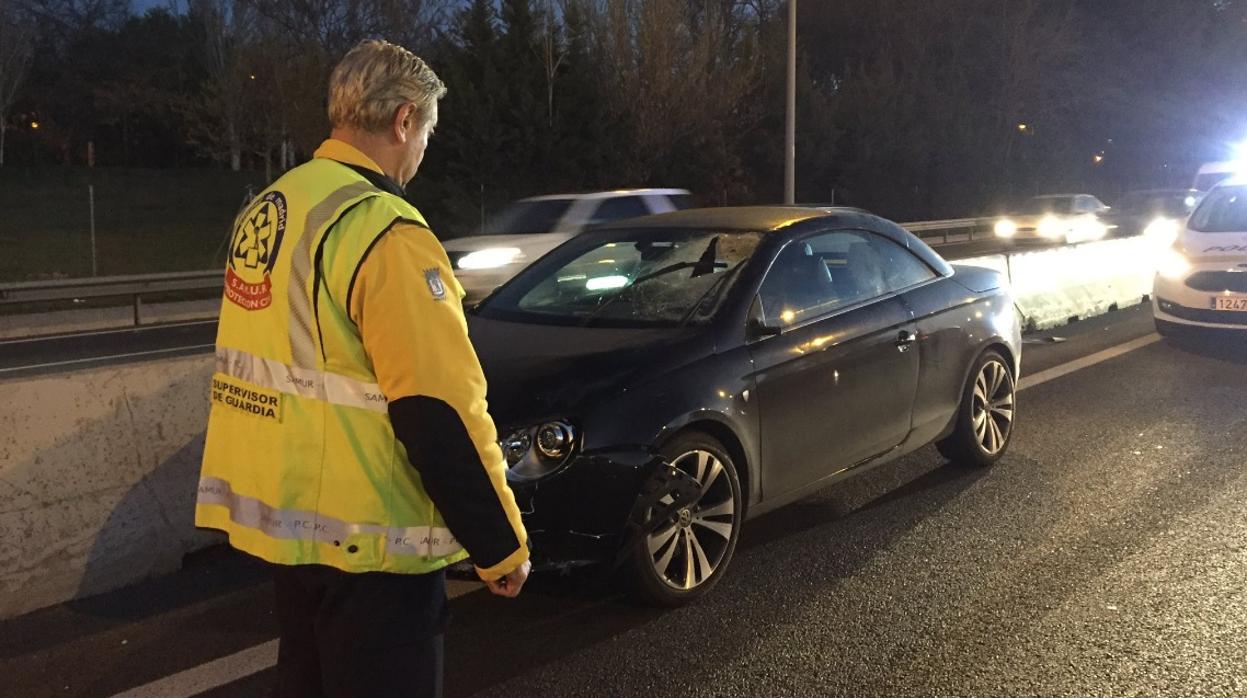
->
<box><xmin>747</xmin><ymin>229</ymin><xmax>920</xmax><ymax>499</ymax></box>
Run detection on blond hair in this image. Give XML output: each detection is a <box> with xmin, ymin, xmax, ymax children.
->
<box><xmin>328</xmin><ymin>39</ymin><xmax>446</xmax><ymax>132</ymax></box>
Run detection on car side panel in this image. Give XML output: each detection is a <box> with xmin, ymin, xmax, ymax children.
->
<box><xmin>577</xmin><ymin>345</ymin><xmax>762</xmax><ymax>511</ymax></box>
<box><xmin>902</xmin><ymin>279</ymin><xmax>1020</xmax><ymax>449</ymax></box>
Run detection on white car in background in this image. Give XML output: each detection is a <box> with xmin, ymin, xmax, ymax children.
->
<box><xmin>993</xmin><ymin>194</ymin><xmax>1112</xmax><ymax>245</ymax></box>
<box><xmin>1154</xmin><ymin>180</ymin><xmax>1247</xmax><ymax>336</ymax></box>
<box><xmin>444</xmin><ymin>189</ymin><xmax>692</xmax><ymax>303</ymax></box>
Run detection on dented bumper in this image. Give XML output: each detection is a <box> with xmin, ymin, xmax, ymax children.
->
<box><xmin>507</xmin><ymin>448</ymin><xmax>700</xmax><ymax>570</ymax></box>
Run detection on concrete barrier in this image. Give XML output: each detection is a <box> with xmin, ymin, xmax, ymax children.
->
<box><xmin>956</xmin><ymin>237</ymin><xmax>1159</xmax><ymax>331</ymax></box>
<box><xmin>0</xmin><ymin>354</ymin><xmax>218</xmax><ymax>619</ymax></box>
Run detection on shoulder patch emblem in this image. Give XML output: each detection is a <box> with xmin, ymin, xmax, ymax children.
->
<box><xmin>425</xmin><ymin>268</ymin><xmax>447</xmax><ymax>300</ymax></box>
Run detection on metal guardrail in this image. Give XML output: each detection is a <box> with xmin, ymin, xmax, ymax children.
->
<box><xmin>0</xmin><ymin>270</ymin><xmax>224</xmax><ymax>325</ymax></box>
<box><xmin>0</xmin><ymin>218</ymin><xmax>995</xmax><ymax>325</ymax></box>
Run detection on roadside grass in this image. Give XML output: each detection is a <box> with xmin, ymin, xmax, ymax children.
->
<box><xmin>0</xmin><ymin>167</ymin><xmax>267</xmax><ymax>282</ymax></box>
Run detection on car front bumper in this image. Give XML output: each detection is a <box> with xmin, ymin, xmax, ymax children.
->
<box><xmin>1153</xmin><ymin>271</ymin><xmax>1247</xmax><ymax>330</ymax></box>
<box><xmin>506</xmin><ymin>448</ymin><xmax>699</xmax><ymax>571</ymax></box>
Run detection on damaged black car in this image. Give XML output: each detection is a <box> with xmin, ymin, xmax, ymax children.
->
<box><xmin>468</xmin><ymin>206</ymin><xmax>1022</xmax><ymax>606</ymax></box>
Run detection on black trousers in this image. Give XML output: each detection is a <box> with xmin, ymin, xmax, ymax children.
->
<box><xmin>271</xmin><ymin>563</ymin><xmax>449</xmax><ymax>698</ymax></box>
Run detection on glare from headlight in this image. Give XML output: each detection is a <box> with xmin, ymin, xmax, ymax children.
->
<box><xmin>458</xmin><ymin>247</ymin><xmax>522</xmax><ymax>270</ymax></box>
<box><xmin>1143</xmin><ymin>217</ymin><xmax>1180</xmax><ymax>246</ymax></box>
<box><xmin>1071</xmin><ymin>217</ymin><xmax>1108</xmax><ymax>243</ymax></box>
<box><xmin>1157</xmin><ymin>247</ymin><xmax>1191</xmax><ymax>280</ymax></box>
<box><xmin>585</xmin><ymin>275</ymin><xmax>628</xmax><ymax>291</ymax></box>
<box><xmin>1037</xmin><ymin>216</ymin><xmax>1064</xmax><ymax>239</ymax></box>
<box><xmin>994</xmin><ymin>219</ymin><xmax>1018</xmax><ymax>238</ymax></box>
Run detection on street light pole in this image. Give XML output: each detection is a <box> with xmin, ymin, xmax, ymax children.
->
<box><xmin>784</xmin><ymin>0</ymin><xmax>796</xmax><ymax>205</ymax></box>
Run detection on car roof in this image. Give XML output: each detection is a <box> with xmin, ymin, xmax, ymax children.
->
<box><xmin>1197</xmin><ymin>161</ymin><xmax>1236</xmax><ymax>174</ymax></box>
<box><xmin>519</xmin><ymin>189</ymin><xmax>691</xmax><ymax>202</ymax></box>
<box><xmin>594</xmin><ymin>206</ymin><xmax>868</xmax><ymax>232</ymax></box>
<box><xmin>1032</xmin><ymin>193</ymin><xmax>1093</xmax><ymax>199</ymax></box>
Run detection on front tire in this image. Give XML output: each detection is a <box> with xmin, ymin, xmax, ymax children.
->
<box><xmin>627</xmin><ymin>432</ymin><xmax>743</xmax><ymax>607</ymax></box>
<box><xmin>937</xmin><ymin>349</ymin><xmax>1016</xmax><ymax>468</ymax></box>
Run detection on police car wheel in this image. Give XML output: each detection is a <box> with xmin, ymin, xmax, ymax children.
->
<box><xmin>627</xmin><ymin>432</ymin><xmax>742</xmax><ymax>607</ymax></box>
<box><xmin>936</xmin><ymin>349</ymin><xmax>1015</xmax><ymax>469</ymax></box>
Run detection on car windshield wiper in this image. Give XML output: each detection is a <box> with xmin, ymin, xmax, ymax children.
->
<box><xmin>678</xmin><ymin>263</ymin><xmax>743</xmax><ymax>326</ymax></box>
<box><xmin>579</xmin><ymin>237</ymin><xmax>723</xmax><ymax>326</ymax></box>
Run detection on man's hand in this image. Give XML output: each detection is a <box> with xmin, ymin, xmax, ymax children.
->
<box><xmin>483</xmin><ymin>559</ymin><xmax>531</xmax><ymax>598</ymax></box>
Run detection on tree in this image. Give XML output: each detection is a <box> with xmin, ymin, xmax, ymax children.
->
<box><xmin>0</xmin><ymin>0</ymin><xmax>34</xmax><ymax>166</ymax></box>
<box><xmin>185</xmin><ymin>0</ymin><xmax>254</xmax><ymax>171</ymax></box>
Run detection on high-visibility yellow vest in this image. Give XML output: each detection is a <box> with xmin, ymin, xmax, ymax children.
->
<box><xmin>196</xmin><ymin>157</ymin><xmax>468</xmax><ymax>574</ymax></box>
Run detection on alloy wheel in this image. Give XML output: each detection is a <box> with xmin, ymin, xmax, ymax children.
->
<box><xmin>972</xmin><ymin>359</ymin><xmax>1015</xmax><ymax>455</ymax></box>
<box><xmin>645</xmin><ymin>450</ymin><xmax>737</xmax><ymax>591</ymax></box>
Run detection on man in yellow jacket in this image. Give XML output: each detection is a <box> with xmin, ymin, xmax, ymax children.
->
<box><xmin>196</xmin><ymin>39</ymin><xmax>530</xmax><ymax>697</ymax></box>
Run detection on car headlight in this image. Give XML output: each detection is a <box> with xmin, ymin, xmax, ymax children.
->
<box><xmin>1157</xmin><ymin>247</ymin><xmax>1191</xmax><ymax>280</ymax></box>
<box><xmin>500</xmin><ymin>420</ymin><xmax>578</xmax><ymax>480</ymax></box>
<box><xmin>1143</xmin><ymin>217</ymin><xmax>1180</xmax><ymax>246</ymax></box>
<box><xmin>458</xmin><ymin>247</ymin><xmax>523</xmax><ymax>270</ymax></box>
<box><xmin>1071</xmin><ymin>217</ymin><xmax>1107</xmax><ymax>242</ymax></box>
<box><xmin>994</xmin><ymin>219</ymin><xmax>1018</xmax><ymax>238</ymax></box>
<box><xmin>1037</xmin><ymin>216</ymin><xmax>1064</xmax><ymax>239</ymax></box>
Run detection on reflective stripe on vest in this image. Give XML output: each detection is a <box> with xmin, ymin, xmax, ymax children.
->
<box><xmin>287</xmin><ymin>182</ymin><xmax>379</xmax><ymax>369</ymax></box>
<box><xmin>215</xmin><ymin>346</ymin><xmax>388</xmax><ymax>413</ymax></box>
<box><xmin>198</xmin><ymin>476</ymin><xmax>463</xmax><ymax>558</ymax></box>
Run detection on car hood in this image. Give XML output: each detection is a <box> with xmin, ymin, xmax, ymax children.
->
<box><xmin>1182</xmin><ymin>231</ymin><xmax>1247</xmax><ymax>259</ymax></box>
<box><xmin>468</xmin><ymin>315</ymin><xmax>706</xmax><ymax>428</ymax></box>
<box><xmin>442</xmin><ymin>232</ymin><xmax>573</xmax><ymax>253</ymax></box>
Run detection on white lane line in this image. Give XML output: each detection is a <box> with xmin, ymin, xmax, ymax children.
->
<box><xmin>112</xmin><ymin>639</ymin><xmax>278</xmax><ymax>698</ymax></box>
<box><xmin>105</xmin><ymin>332</ymin><xmax>1164</xmax><ymax>697</ymax></box>
<box><xmin>0</xmin><ymin>344</ymin><xmax>217</xmax><ymax>377</ymax></box>
<box><xmin>1018</xmin><ymin>333</ymin><xmax>1161</xmax><ymax>393</ymax></box>
<box><xmin>108</xmin><ymin>579</ymin><xmax>484</xmax><ymax>698</ymax></box>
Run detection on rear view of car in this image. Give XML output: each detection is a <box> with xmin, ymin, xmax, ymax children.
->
<box><xmin>444</xmin><ymin>189</ymin><xmax>692</xmax><ymax>304</ymax></box>
<box><xmin>1153</xmin><ymin>181</ymin><xmax>1247</xmax><ymax>335</ymax></box>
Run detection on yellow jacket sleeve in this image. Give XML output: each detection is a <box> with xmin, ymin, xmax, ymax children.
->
<box><xmin>350</xmin><ymin>222</ymin><xmax>529</xmax><ymax>580</ymax></box>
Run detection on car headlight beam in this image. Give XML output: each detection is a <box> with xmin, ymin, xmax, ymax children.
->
<box><xmin>994</xmin><ymin>219</ymin><xmax>1018</xmax><ymax>238</ymax></box>
<box><xmin>1157</xmin><ymin>247</ymin><xmax>1191</xmax><ymax>280</ymax></box>
<box><xmin>1143</xmin><ymin>217</ymin><xmax>1180</xmax><ymax>246</ymax></box>
<box><xmin>458</xmin><ymin>247</ymin><xmax>523</xmax><ymax>270</ymax></box>
<box><xmin>1037</xmin><ymin>216</ymin><xmax>1064</xmax><ymax>239</ymax></box>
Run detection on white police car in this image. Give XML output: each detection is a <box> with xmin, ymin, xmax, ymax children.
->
<box><xmin>1153</xmin><ymin>179</ymin><xmax>1247</xmax><ymax>335</ymax></box>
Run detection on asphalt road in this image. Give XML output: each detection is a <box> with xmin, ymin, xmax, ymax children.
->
<box><xmin>0</xmin><ymin>236</ymin><xmax>1016</xmax><ymax>377</ymax></box>
<box><xmin>3</xmin><ymin>303</ymin><xmax>1245</xmax><ymax>697</ymax></box>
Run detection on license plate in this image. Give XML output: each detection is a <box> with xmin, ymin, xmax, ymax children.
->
<box><xmin>1211</xmin><ymin>296</ymin><xmax>1247</xmax><ymax>311</ymax></box>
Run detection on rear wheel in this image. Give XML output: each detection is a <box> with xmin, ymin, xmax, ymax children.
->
<box><xmin>937</xmin><ymin>349</ymin><xmax>1016</xmax><ymax>468</ymax></box>
<box><xmin>627</xmin><ymin>432</ymin><xmax>742</xmax><ymax>607</ymax></box>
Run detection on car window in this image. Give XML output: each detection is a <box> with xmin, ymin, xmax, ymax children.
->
<box><xmin>484</xmin><ymin>199</ymin><xmax>574</xmax><ymax>234</ymax></box>
<box><xmin>1189</xmin><ymin>185</ymin><xmax>1247</xmax><ymax>233</ymax></box>
<box><xmin>586</xmin><ymin>196</ymin><xmax>650</xmax><ymax>226</ymax></box>
<box><xmin>757</xmin><ymin>230</ymin><xmax>934</xmax><ymax>327</ymax></box>
<box><xmin>668</xmin><ymin>194</ymin><xmax>695</xmax><ymax>210</ymax></box>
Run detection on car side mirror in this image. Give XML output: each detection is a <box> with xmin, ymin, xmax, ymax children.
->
<box><xmin>747</xmin><ymin>317</ymin><xmax>782</xmax><ymax>340</ymax></box>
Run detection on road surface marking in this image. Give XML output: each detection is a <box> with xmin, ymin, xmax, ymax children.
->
<box><xmin>1018</xmin><ymin>333</ymin><xmax>1161</xmax><ymax>393</ymax></box>
<box><xmin>109</xmin><ymin>579</ymin><xmax>483</xmax><ymax>698</ymax></box>
<box><xmin>107</xmin><ymin>332</ymin><xmax>1164</xmax><ymax>697</ymax></box>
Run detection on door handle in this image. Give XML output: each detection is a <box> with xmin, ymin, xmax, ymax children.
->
<box><xmin>895</xmin><ymin>330</ymin><xmax>917</xmax><ymax>351</ymax></box>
